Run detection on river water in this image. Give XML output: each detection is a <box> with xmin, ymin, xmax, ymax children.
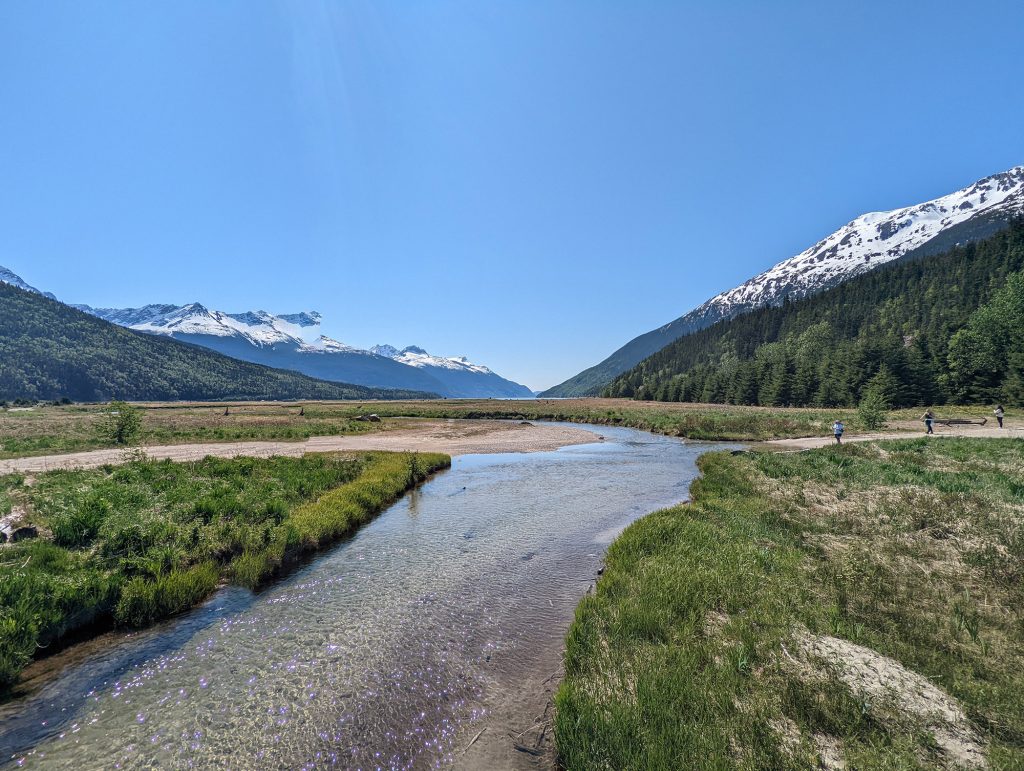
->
<box><xmin>2</xmin><ymin>425</ymin><xmax>718</xmax><ymax>769</ymax></box>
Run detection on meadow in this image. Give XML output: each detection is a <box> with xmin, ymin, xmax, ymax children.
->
<box><xmin>0</xmin><ymin>450</ymin><xmax>448</xmax><ymax>694</ymax></box>
<box><xmin>0</xmin><ymin>398</ymin><xmax>890</xmax><ymax>460</ymax></box>
<box><xmin>555</xmin><ymin>438</ymin><xmax>1024</xmax><ymax>769</ymax></box>
<box><xmin>4</xmin><ymin>398</ymin><xmax>1011</xmax><ymax>462</ymax></box>
<box><xmin>0</xmin><ymin>401</ymin><xmax>387</xmax><ymax>459</ymax></box>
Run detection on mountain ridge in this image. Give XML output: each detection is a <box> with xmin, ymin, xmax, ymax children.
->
<box><xmin>3</xmin><ymin>267</ymin><xmax>531</xmax><ymax>398</ymax></box>
<box><xmin>541</xmin><ymin>165</ymin><xmax>1024</xmax><ymax>397</ymax></box>
<box><xmin>0</xmin><ymin>282</ymin><xmax>437</xmax><ymax>402</ymax></box>
<box><xmin>604</xmin><ymin>220</ymin><xmax>1024</xmax><ymax>407</ymax></box>
<box><xmin>65</xmin><ymin>296</ymin><xmax>533</xmax><ymax>398</ymax></box>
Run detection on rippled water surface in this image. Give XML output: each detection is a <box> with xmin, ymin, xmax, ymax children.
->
<box><xmin>2</xmin><ymin>425</ymin><xmax>718</xmax><ymax>769</ymax></box>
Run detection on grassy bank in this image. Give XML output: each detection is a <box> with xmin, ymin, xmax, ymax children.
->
<box><xmin>556</xmin><ymin>438</ymin><xmax>1024</xmax><ymax>769</ymax></box>
<box><xmin>345</xmin><ymin>398</ymin><xmax>855</xmax><ymax>441</ymax></box>
<box><xmin>0</xmin><ymin>450</ymin><xmax>448</xmax><ymax>694</ymax></box>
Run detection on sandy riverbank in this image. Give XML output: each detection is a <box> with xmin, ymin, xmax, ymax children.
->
<box><xmin>0</xmin><ymin>419</ymin><xmax>600</xmax><ymax>474</ymax></box>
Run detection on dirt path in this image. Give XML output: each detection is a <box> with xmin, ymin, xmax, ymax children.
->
<box><xmin>0</xmin><ymin>420</ymin><xmax>599</xmax><ymax>474</ymax></box>
<box><xmin>761</xmin><ymin>421</ymin><xmax>1023</xmax><ymax>451</ymax></box>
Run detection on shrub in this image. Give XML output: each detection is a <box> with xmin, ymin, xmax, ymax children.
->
<box><xmin>857</xmin><ymin>390</ymin><xmax>889</xmax><ymax>431</ymax></box>
<box><xmin>99</xmin><ymin>400</ymin><xmax>142</xmax><ymax>445</ymax></box>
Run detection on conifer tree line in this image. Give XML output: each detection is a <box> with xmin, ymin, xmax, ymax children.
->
<box><xmin>605</xmin><ymin>221</ymin><xmax>1024</xmax><ymax>408</ymax></box>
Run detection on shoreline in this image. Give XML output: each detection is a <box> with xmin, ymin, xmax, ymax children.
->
<box><xmin>5</xmin><ymin>421</ymin><xmax>1020</xmax><ymax>766</ymax></box>
<box><xmin>452</xmin><ymin>425</ymin><xmax>1023</xmax><ymax>768</ymax></box>
<box><xmin>0</xmin><ymin>452</ymin><xmax>450</xmax><ymax>711</ymax></box>
<box><xmin>0</xmin><ymin>423</ymin><xmax>598</xmax><ymax>714</ymax></box>
<box><xmin>553</xmin><ymin>435</ymin><xmax>1023</xmax><ymax>768</ymax></box>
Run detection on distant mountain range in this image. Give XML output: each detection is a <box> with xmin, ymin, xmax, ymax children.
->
<box><xmin>71</xmin><ymin>302</ymin><xmax>533</xmax><ymax>399</ymax></box>
<box><xmin>0</xmin><ymin>267</ymin><xmax>533</xmax><ymax>399</ymax></box>
<box><xmin>0</xmin><ymin>282</ymin><xmax>434</xmax><ymax>403</ymax></box>
<box><xmin>0</xmin><ymin>265</ymin><xmax>532</xmax><ymax>398</ymax></box>
<box><xmin>542</xmin><ymin>165</ymin><xmax>1024</xmax><ymax>397</ymax></box>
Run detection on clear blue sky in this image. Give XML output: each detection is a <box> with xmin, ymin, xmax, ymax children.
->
<box><xmin>1</xmin><ymin>1</ymin><xmax>1022</xmax><ymax>391</ymax></box>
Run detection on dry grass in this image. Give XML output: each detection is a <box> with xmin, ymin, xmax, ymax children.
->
<box><xmin>0</xmin><ymin>402</ymin><xmax>389</xmax><ymax>458</ymax></box>
<box><xmin>556</xmin><ymin>438</ymin><xmax>1024</xmax><ymax>769</ymax></box>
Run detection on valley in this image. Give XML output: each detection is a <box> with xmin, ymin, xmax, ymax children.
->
<box><xmin>3</xmin><ymin>5</ymin><xmax>1022</xmax><ymax>767</ymax></box>
<box><xmin>4</xmin><ymin>199</ymin><xmax>1024</xmax><ymax>768</ymax></box>
<box><xmin>1</xmin><ymin>403</ymin><xmax>1019</xmax><ymax>768</ymax></box>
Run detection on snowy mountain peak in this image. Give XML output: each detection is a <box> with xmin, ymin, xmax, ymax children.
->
<box><xmin>369</xmin><ymin>344</ymin><xmax>401</xmax><ymax>358</ymax></box>
<box><xmin>278</xmin><ymin>311</ymin><xmax>322</xmax><ymax>328</ymax></box>
<box><xmin>79</xmin><ymin>302</ymin><xmax>325</xmax><ymax>348</ymax></box>
<box><xmin>542</xmin><ymin>164</ymin><xmax>1024</xmax><ymax>398</ymax></box>
<box><xmin>0</xmin><ymin>265</ymin><xmax>57</xmax><ymax>300</ymax></box>
<box><xmin>692</xmin><ymin>165</ymin><xmax>1024</xmax><ymax>321</ymax></box>
<box><xmin>300</xmin><ymin>335</ymin><xmax>364</xmax><ymax>354</ymax></box>
<box><xmin>373</xmin><ymin>344</ymin><xmax>495</xmax><ymax>375</ymax></box>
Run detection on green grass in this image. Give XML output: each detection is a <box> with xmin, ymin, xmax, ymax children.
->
<box><xmin>555</xmin><ymin>438</ymin><xmax>1024</xmax><ymax>769</ymax></box>
<box><xmin>331</xmin><ymin>398</ymin><xmax>859</xmax><ymax>441</ymax></box>
<box><xmin>0</xmin><ymin>450</ymin><xmax>448</xmax><ymax>694</ymax></box>
<box><xmin>0</xmin><ymin>399</ymin><xmax>876</xmax><ymax>461</ymax></box>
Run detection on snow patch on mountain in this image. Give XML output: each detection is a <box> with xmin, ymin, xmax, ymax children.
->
<box><xmin>371</xmin><ymin>345</ymin><xmax>495</xmax><ymax>375</ymax></box>
<box><xmin>542</xmin><ymin>164</ymin><xmax>1024</xmax><ymax>397</ymax></box>
<box><xmin>300</xmin><ymin>335</ymin><xmax>366</xmax><ymax>354</ymax></box>
<box><xmin>79</xmin><ymin>303</ymin><xmax>329</xmax><ymax>348</ymax></box>
<box><xmin>693</xmin><ymin>166</ymin><xmax>1024</xmax><ymax>318</ymax></box>
<box><xmin>74</xmin><ymin>301</ymin><xmax>528</xmax><ymax>396</ymax></box>
<box><xmin>0</xmin><ymin>265</ymin><xmax>57</xmax><ymax>300</ymax></box>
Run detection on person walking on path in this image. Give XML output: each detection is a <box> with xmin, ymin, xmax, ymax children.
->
<box><xmin>994</xmin><ymin>404</ymin><xmax>1005</xmax><ymax>428</ymax></box>
<box><xmin>923</xmin><ymin>409</ymin><xmax>935</xmax><ymax>435</ymax></box>
<box><xmin>832</xmin><ymin>419</ymin><xmax>845</xmax><ymax>444</ymax></box>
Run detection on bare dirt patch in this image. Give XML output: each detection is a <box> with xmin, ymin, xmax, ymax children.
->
<box><xmin>798</xmin><ymin>634</ymin><xmax>988</xmax><ymax>769</ymax></box>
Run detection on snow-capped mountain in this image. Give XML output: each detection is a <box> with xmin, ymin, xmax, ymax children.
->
<box><xmin>692</xmin><ymin>165</ymin><xmax>1024</xmax><ymax>321</ymax></box>
<box><xmin>372</xmin><ymin>345</ymin><xmax>533</xmax><ymax>398</ymax></box>
<box><xmin>71</xmin><ymin>301</ymin><xmax>531</xmax><ymax>398</ymax></box>
<box><xmin>372</xmin><ymin>345</ymin><xmax>493</xmax><ymax>375</ymax></box>
<box><xmin>0</xmin><ymin>265</ymin><xmax>56</xmax><ymax>300</ymax></box>
<box><xmin>543</xmin><ymin>165</ymin><xmax>1024</xmax><ymax>397</ymax></box>
<box><xmin>75</xmin><ymin>303</ymin><xmax>327</xmax><ymax>348</ymax></box>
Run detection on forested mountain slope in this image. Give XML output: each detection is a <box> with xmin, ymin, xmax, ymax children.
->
<box><xmin>543</xmin><ymin>165</ymin><xmax>1024</xmax><ymax>397</ymax></box>
<box><xmin>0</xmin><ymin>283</ymin><xmax>435</xmax><ymax>402</ymax></box>
<box><xmin>73</xmin><ymin>303</ymin><xmax>532</xmax><ymax>398</ymax></box>
<box><xmin>605</xmin><ymin>221</ymin><xmax>1024</xmax><ymax>407</ymax></box>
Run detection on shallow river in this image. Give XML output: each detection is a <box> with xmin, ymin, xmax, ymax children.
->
<box><xmin>2</xmin><ymin>425</ymin><xmax>718</xmax><ymax>769</ymax></box>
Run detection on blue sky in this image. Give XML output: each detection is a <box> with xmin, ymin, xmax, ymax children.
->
<box><xmin>1</xmin><ymin>2</ymin><xmax>1022</xmax><ymax>391</ymax></box>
